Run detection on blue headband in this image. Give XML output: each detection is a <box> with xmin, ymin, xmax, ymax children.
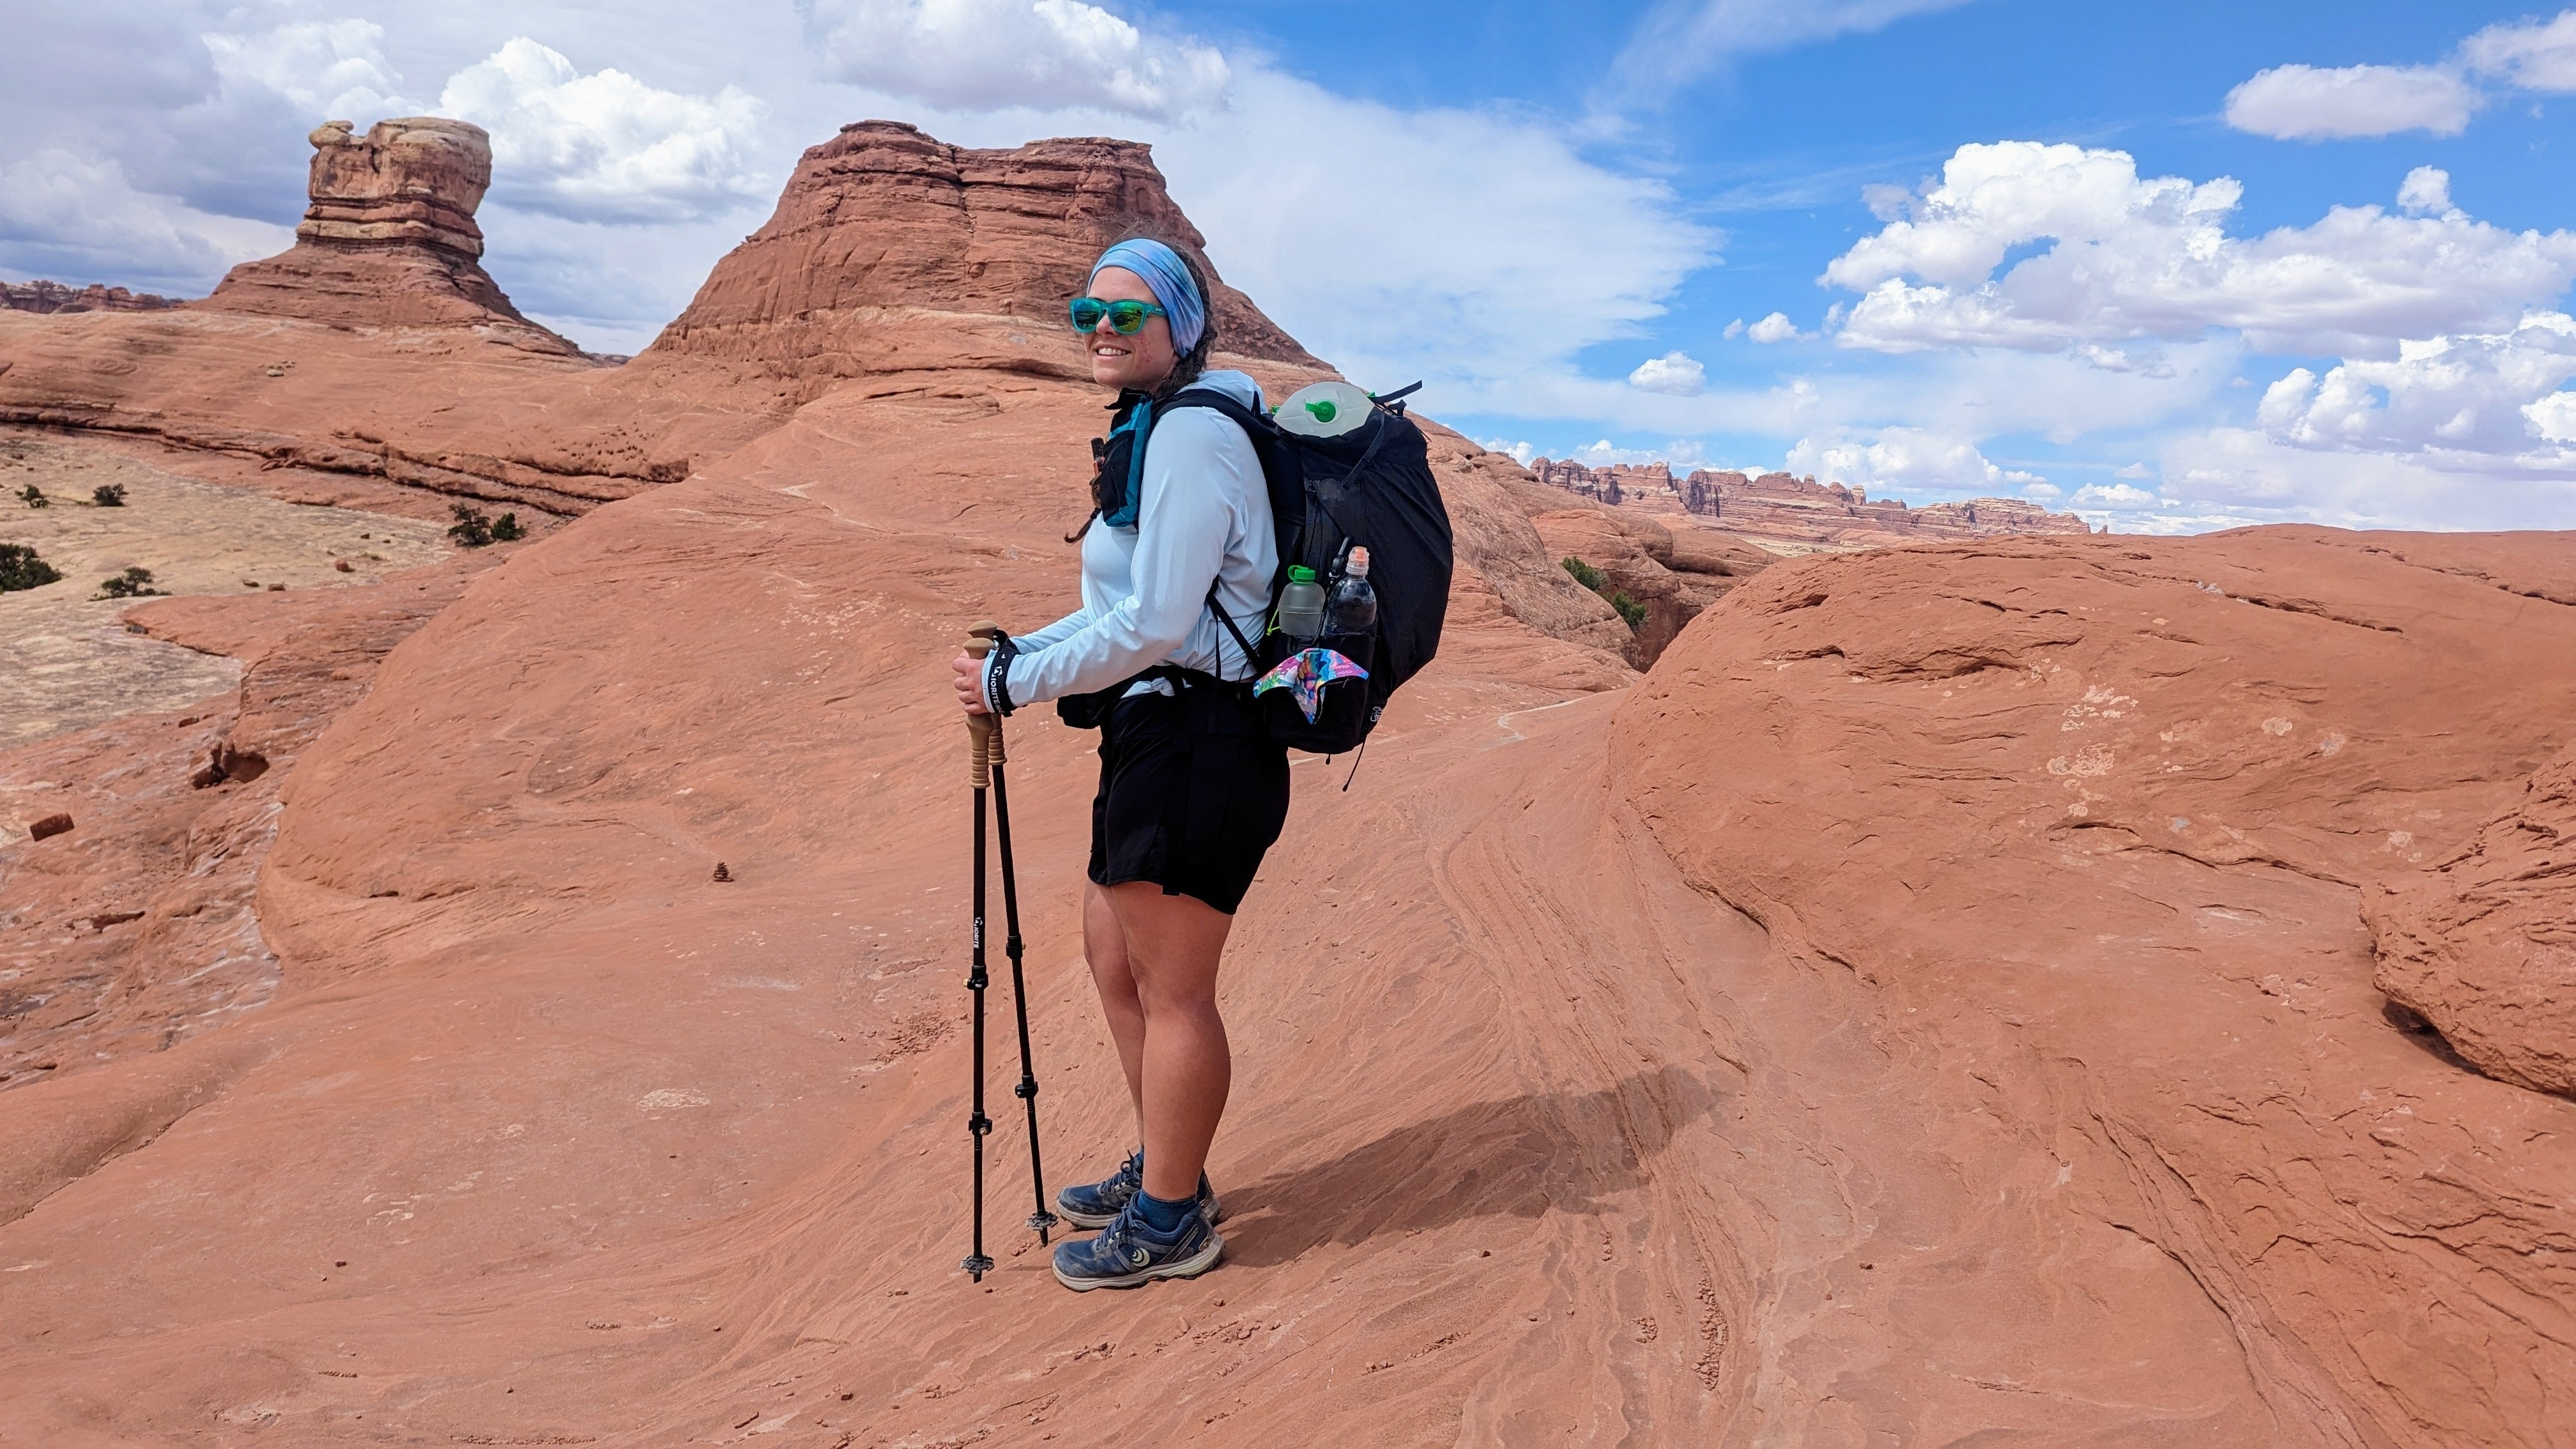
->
<box><xmin>1089</xmin><ymin>239</ymin><xmax>1206</xmax><ymax>354</ymax></box>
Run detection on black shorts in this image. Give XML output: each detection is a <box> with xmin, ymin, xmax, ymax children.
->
<box><xmin>1088</xmin><ymin>683</ymin><xmax>1292</xmax><ymax>916</ymax></box>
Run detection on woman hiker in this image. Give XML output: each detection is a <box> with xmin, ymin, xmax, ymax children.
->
<box><xmin>949</xmin><ymin>237</ymin><xmax>1287</xmax><ymax>1291</ymax></box>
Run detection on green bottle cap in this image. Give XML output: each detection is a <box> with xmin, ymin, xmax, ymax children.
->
<box><xmin>1288</xmin><ymin>565</ymin><xmax>1317</xmax><ymax>583</ymax></box>
<box><xmin>1305</xmin><ymin>399</ymin><xmax>1338</xmax><ymax>423</ymax></box>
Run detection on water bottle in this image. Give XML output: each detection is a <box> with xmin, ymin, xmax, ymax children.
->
<box><xmin>1276</xmin><ymin>564</ymin><xmax>1326</xmax><ymax>641</ymax></box>
<box><xmin>1324</xmin><ymin>547</ymin><xmax>1377</xmax><ymax>634</ymax></box>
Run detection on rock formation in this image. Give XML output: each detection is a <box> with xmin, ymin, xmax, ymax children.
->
<box><xmin>198</xmin><ymin>118</ymin><xmax>575</xmax><ymax>351</ymax></box>
<box><xmin>645</xmin><ymin>120</ymin><xmax>1321</xmax><ymax>393</ymax></box>
<box><xmin>1531</xmin><ymin>455</ymin><xmax>2096</xmax><ymax>549</ymax></box>
<box><xmin>2368</xmin><ymin>740</ymin><xmax>2576</xmax><ymax>1097</ymax></box>
<box><xmin>1621</xmin><ymin>528</ymin><xmax>2576</xmax><ymax>1439</ymax></box>
<box><xmin>4</xmin><ymin>112</ymin><xmax>2575</xmax><ymax>1448</ymax></box>
<box><xmin>2</xmin><ymin>280</ymin><xmax>180</xmax><ymax>314</ymax></box>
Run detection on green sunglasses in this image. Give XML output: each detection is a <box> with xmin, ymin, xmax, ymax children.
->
<box><xmin>1068</xmin><ymin>296</ymin><xmax>1169</xmax><ymax>335</ymax></box>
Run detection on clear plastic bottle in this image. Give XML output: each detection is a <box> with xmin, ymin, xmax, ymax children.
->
<box><xmin>1276</xmin><ymin>564</ymin><xmax>1326</xmax><ymax>641</ymax></box>
<box><xmin>1324</xmin><ymin>547</ymin><xmax>1377</xmax><ymax>635</ymax></box>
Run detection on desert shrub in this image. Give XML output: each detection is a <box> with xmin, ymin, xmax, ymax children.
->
<box><xmin>91</xmin><ymin>484</ymin><xmax>126</xmax><ymax>507</ymax></box>
<box><xmin>447</xmin><ymin>504</ymin><xmax>526</xmax><ymax>547</ymax></box>
<box><xmin>19</xmin><ymin>484</ymin><xmax>47</xmax><ymax>509</ymax></box>
<box><xmin>95</xmin><ymin>566</ymin><xmax>164</xmax><ymax>599</ymax></box>
<box><xmin>0</xmin><ymin>543</ymin><xmax>61</xmax><ymax>591</ymax></box>
<box><xmin>1561</xmin><ymin>556</ymin><xmax>1644</xmax><ymax>631</ymax></box>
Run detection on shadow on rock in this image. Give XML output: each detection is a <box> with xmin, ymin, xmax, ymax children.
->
<box><xmin>1218</xmin><ymin>1063</ymin><xmax>1722</xmax><ymax>1267</ymax></box>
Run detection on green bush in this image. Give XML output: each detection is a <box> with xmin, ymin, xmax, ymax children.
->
<box><xmin>91</xmin><ymin>484</ymin><xmax>126</xmax><ymax>507</ymax></box>
<box><xmin>0</xmin><ymin>542</ymin><xmax>61</xmax><ymax>592</ymax></box>
<box><xmin>447</xmin><ymin>504</ymin><xmax>526</xmax><ymax>548</ymax></box>
<box><xmin>19</xmin><ymin>484</ymin><xmax>47</xmax><ymax>509</ymax></box>
<box><xmin>95</xmin><ymin>566</ymin><xmax>164</xmax><ymax>599</ymax></box>
<box><xmin>1561</xmin><ymin>555</ymin><xmax>1646</xmax><ymax>632</ymax></box>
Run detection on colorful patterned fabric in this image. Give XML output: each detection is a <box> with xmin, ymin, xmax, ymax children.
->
<box><xmin>1252</xmin><ymin>647</ymin><xmax>1370</xmax><ymax>723</ymax></box>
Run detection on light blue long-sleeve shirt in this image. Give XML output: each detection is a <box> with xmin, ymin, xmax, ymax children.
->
<box><xmin>994</xmin><ymin>370</ymin><xmax>1277</xmax><ymax>707</ymax></box>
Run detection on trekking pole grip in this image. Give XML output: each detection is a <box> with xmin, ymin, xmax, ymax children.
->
<box><xmin>967</xmin><ymin>621</ymin><xmax>1008</xmax><ymax>767</ymax></box>
<box><xmin>963</xmin><ymin>630</ymin><xmax>995</xmax><ymax>789</ymax></box>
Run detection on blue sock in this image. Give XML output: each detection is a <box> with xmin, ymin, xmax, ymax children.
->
<box><xmin>1133</xmin><ymin>1189</ymin><xmax>1194</xmax><ymax>1235</ymax></box>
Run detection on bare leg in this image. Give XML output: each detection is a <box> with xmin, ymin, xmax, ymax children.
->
<box><xmin>1104</xmin><ymin>881</ymin><xmax>1235</xmax><ymax>1202</ymax></box>
<box><xmin>1082</xmin><ymin>881</ymin><xmax>1147</xmax><ymax>1133</ymax></box>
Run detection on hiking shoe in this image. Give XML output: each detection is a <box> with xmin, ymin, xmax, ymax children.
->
<box><xmin>1052</xmin><ymin>1199</ymin><xmax>1224</xmax><ymax>1291</ymax></box>
<box><xmin>1055</xmin><ymin>1150</ymin><xmax>1221</xmax><ymax>1230</ymax></box>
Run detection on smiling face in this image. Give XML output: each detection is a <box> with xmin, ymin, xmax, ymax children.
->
<box><xmin>1083</xmin><ymin>265</ymin><xmax>1179</xmax><ymax>392</ymax></box>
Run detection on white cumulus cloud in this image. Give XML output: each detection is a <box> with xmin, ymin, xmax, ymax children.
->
<box><xmin>2223</xmin><ymin>63</ymin><xmax>2478</xmax><ymax>140</ymax></box>
<box><xmin>2462</xmin><ymin>10</ymin><xmax>2576</xmax><ymax>91</ymax></box>
<box><xmin>808</xmin><ymin>0</ymin><xmax>1228</xmax><ymax>120</ymax></box>
<box><xmin>1824</xmin><ymin>141</ymin><xmax>2576</xmax><ymax>357</ymax></box>
<box><xmin>2162</xmin><ymin>426</ymin><xmax>2576</xmax><ymax>529</ymax></box>
<box><xmin>2071</xmin><ymin>482</ymin><xmax>2158</xmax><ymax>507</ymax></box>
<box><xmin>438</xmin><ymin>39</ymin><xmax>769</xmax><ymax>222</ymax></box>
<box><xmin>2398</xmin><ymin>165</ymin><xmax>2455</xmax><ymax>216</ymax></box>
<box><xmin>2255</xmin><ymin>312</ymin><xmax>2576</xmax><ymax>471</ymax></box>
<box><xmin>1479</xmin><ymin>437</ymin><xmax>1537</xmax><ymax>464</ymax></box>
<box><xmin>1745</xmin><ymin>310</ymin><xmax>1802</xmax><ymax>343</ymax></box>
<box><xmin>1784</xmin><ymin>427</ymin><xmax>2030</xmax><ymax>494</ymax></box>
<box><xmin>204</xmin><ymin>19</ymin><xmax>411</xmax><ymax>120</ymax></box>
<box><xmin>1155</xmin><ymin>67</ymin><xmax>1715</xmax><ymax>395</ymax></box>
<box><xmin>1629</xmin><ymin>351</ymin><xmax>1707</xmax><ymax>395</ymax></box>
<box><xmin>0</xmin><ymin>149</ymin><xmax>293</xmax><ymax>294</ymax></box>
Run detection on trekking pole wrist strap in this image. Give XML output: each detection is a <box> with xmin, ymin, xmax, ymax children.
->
<box><xmin>985</xmin><ymin>631</ymin><xmax>1020</xmax><ymax>716</ymax></box>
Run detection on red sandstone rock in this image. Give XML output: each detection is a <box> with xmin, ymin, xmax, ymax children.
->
<box><xmin>1621</xmin><ymin>528</ymin><xmax>2576</xmax><ymax>1439</ymax></box>
<box><xmin>4</xmin><ymin>112</ymin><xmax>2575</xmax><ymax>1448</ymax></box>
<box><xmin>1</xmin><ymin>281</ymin><xmax>180</xmax><ymax>314</ymax></box>
<box><xmin>2368</xmin><ymin>741</ymin><xmax>2576</xmax><ymax>1097</ymax></box>
<box><xmin>199</xmin><ymin>118</ymin><xmax>575</xmax><ymax>351</ymax></box>
<box><xmin>647</xmin><ymin>120</ymin><xmax>1321</xmax><ymax>392</ymax></box>
<box><xmin>1528</xmin><ymin>455</ymin><xmax>2095</xmax><ymax>551</ymax></box>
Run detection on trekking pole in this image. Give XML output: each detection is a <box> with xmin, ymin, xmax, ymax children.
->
<box><xmin>960</xmin><ymin>632</ymin><xmax>998</xmax><ymax>1282</ymax></box>
<box><xmin>969</xmin><ymin>622</ymin><xmax>1058</xmax><ymax>1246</ymax></box>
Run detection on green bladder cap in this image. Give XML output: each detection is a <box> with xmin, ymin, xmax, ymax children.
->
<box><xmin>1305</xmin><ymin>398</ymin><xmax>1338</xmax><ymax>423</ymax></box>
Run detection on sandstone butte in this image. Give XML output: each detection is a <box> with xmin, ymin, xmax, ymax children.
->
<box><xmin>0</xmin><ymin>116</ymin><xmax>2571</xmax><ymax>1447</ymax></box>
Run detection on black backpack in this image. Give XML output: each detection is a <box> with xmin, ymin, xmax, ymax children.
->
<box><xmin>1074</xmin><ymin>382</ymin><xmax>1453</xmax><ymax>755</ymax></box>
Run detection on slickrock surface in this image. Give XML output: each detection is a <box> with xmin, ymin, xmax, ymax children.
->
<box><xmin>1620</xmin><ymin>529</ymin><xmax>2576</xmax><ymax>1442</ymax></box>
<box><xmin>1</xmin><ymin>280</ymin><xmax>180</xmax><ymax>314</ymax></box>
<box><xmin>647</xmin><ymin>121</ymin><xmax>1323</xmax><ymax>395</ymax></box>
<box><xmin>5</xmin><ymin>114</ymin><xmax>2575</xmax><ymax>1448</ymax></box>
<box><xmin>2368</xmin><ymin>740</ymin><xmax>2576</xmax><ymax>1097</ymax></box>
<box><xmin>201</xmin><ymin>118</ymin><xmax>574</xmax><ymax>351</ymax></box>
<box><xmin>1</xmin><ymin>551</ymin><xmax>496</xmax><ymax>1225</ymax></box>
<box><xmin>0</xmin><ymin>428</ymin><xmax>452</xmax><ymax>742</ymax></box>
<box><xmin>1532</xmin><ymin>454</ymin><xmax>2095</xmax><ymax>552</ymax></box>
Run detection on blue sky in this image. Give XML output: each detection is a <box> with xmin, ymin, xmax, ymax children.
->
<box><xmin>8</xmin><ymin>1</ymin><xmax>2576</xmax><ymax>530</ymax></box>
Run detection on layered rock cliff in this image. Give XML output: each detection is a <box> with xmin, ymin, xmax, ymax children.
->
<box><xmin>199</xmin><ymin>118</ymin><xmax>576</xmax><ymax>352</ymax></box>
<box><xmin>646</xmin><ymin>120</ymin><xmax>1321</xmax><ymax>393</ymax></box>
<box><xmin>2</xmin><ymin>280</ymin><xmax>180</xmax><ymax>314</ymax></box>
<box><xmin>1532</xmin><ymin>454</ymin><xmax>2096</xmax><ymax>550</ymax></box>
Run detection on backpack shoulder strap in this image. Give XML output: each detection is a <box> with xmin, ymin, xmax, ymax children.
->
<box><xmin>1158</xmin><ymin>387</ymin><xmax>1299</xmax><ymax>683</ymax></box>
